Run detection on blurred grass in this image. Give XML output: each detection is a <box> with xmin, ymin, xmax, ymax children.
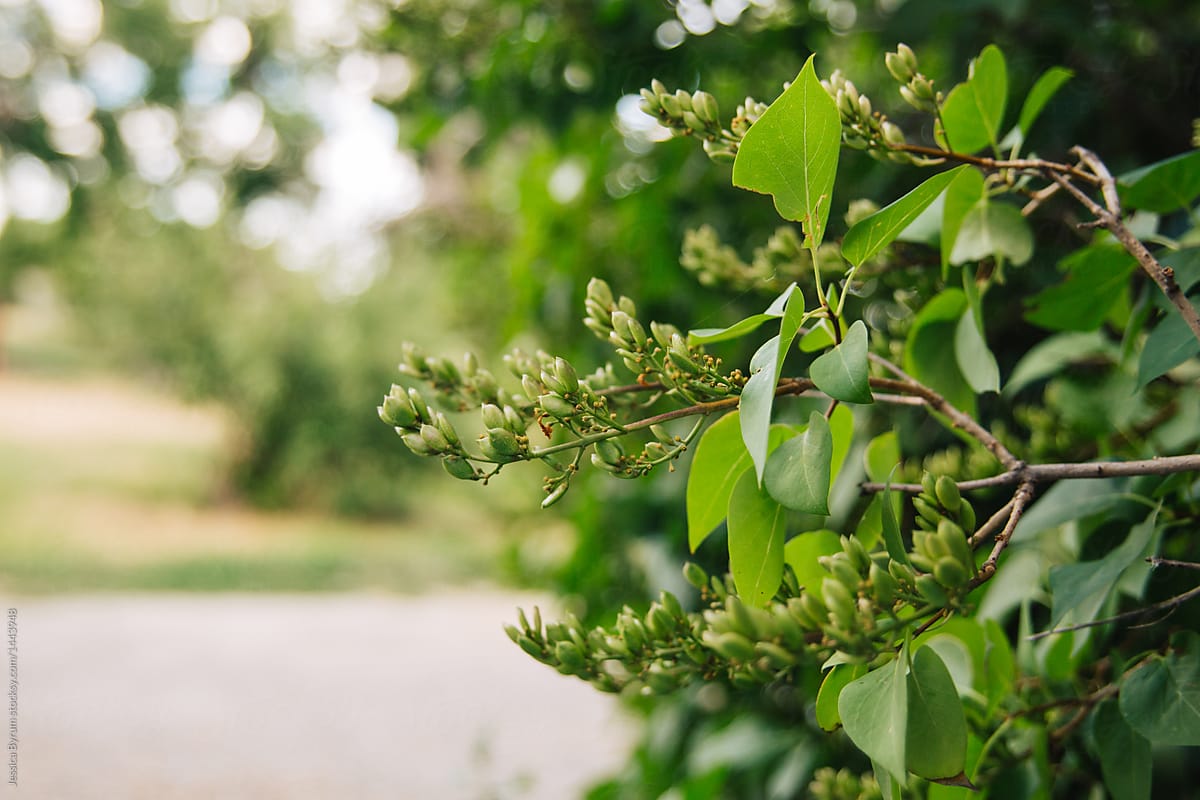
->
<box><xmin>0</xmin><ymin>287</ymin><xmax>510</xmax><ymax>594</ymax></box>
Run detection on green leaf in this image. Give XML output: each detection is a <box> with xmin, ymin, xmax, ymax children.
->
<box><xmin>1119</xmin><ymin>637</ymin><xmax>1200</xmax><ymax>746</ymax></box>
<box><xmin>842</xmin><ymin>167</ymin><xmax>968</xmax><ymax>267</ymax></box>
<box><xmin>740</xmin><ymin>287</ymin><xmax>807</xmax><ymax>482</ymax></box>
<box><xmin>983</xmin><ymin>620</ymin><xmax>1015</xmax><ymax>714</ymax></box>
<box><xmin>1048</xmin><ymin>510</ymin><xmax>1158</xmax><ymax>628</ymax></box>
<box><xmin>728</xmin><ymin>469</ymin><xmax>789</xmax><ymax>606</ymax></box>
<box><xmin>816</xmin><ymin>663</ymin><xmax>868</xmax><ymax>731</ymax></box>
<box><xmin>1025</xmin><ymin>245</ymin><xmax>1137</xmax><ymax>332</ymax></box>
<box><xmin>954</xmin><ymin>310</ymin><xmax>1000</xmax><ymax>394</ymax></box>
<box><xmin>1136</xmin><ymin>300</ymin><xmax>1200</xmax><ymax>388</ymax></box>
<box><xmin>688</xmin><ymin>282</ymin><xmax>800</xmax><ymax>344</ymax></box>
<box><xmin>784</xmin><ymin>528</ymin><xmax>842</xmax><ymax>593</ymax></box>
<box><xmin>937</xmin><ymin>45</ymin><xmax>1008</xmax><ymax>154</ymax></box>
<box><xmin>864</xmin><ymin>431</ymin><xmax>900</xmax><ymax>483</ymax></box>
<box><xmin>690</xmin><ymin>313</ymin><xmax>779</xmax><ymax>345</ymax></box>
<box><xmin>687</xmin><ymin>412</ymin><xmax>752</xmax><ymax>551</ymax></box>
<box><xmin>764</xmin><ymin>411</ymin><xmax>832</xmax><ymax>514</ymax></box>
<box><xmin>906</xmin><ymin>645</ymin><xmax>969</xmax><ymax>781</ymax></box>
<box><xmin>941</xmin><ymin>168</ymin><xmax>986</xmax><ymax>273</ymax></box>
<box><xmin>840</xmin><ymin>651</ymin><xmax>908</xmax><ymax>785</ymax></box>
<box><xmin>1093</xmin><ymin>698</ymin><xmax>1151</xmax><ymax>800</ymax></box>
<box><xmin>881</xmin><ymin>468</ymin><xmax>909</xmax><ymax>567</ymax></box>
<box><xmin>1017</xmin><ymin>66</ymin><xmax>1074</xmax><ymax>141</ymax></box>
<box><xmin>949</xmin><ymin>199</ymin><xmax>1033</xmax><ymax>266</ymax></box>
<box><xmin>733</xmin><ymin>54</ymin><xmax>841</xmax><ymax>244</ymax></box>
<box><xmin>904</xmin><ymin>289</ymin><xmax>975</xmax><ymax>416</ymax></box>
<box><xmin>1005</xmin><ymin>331</ymin><xmax>1118</xmax><ymax>396</ymax></box>
<box><xmin>1011</xmin><ymin>477</ymin><xmax>1129</xmax><ymax>543</ymax></box>
<box><xmin>810</xmin><ymin>320</ymin><xmax>873</xmax><ymax>404</ymax></box>
<box><xmin>1118</xmin><ymin>150</ymin><xmax>1200</xmax><ymax>213</ymax></box>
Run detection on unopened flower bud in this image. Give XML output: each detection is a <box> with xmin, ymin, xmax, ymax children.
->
<box><xmin>554</xmin><ymin>357</ymin><xmax>579</xmax><ymax>393</ymax></box>
<box><xmin>485</xmin><ymin>427</ymin><xmax>523</xmax><ymax>457</ymax></box>
<box><xmin>434</xmin><ymin>413</ymin><xmax>460</xmax><ymax>447</ymax></box>
<box><xmin>885</xmin><ymin>51</ymin><xmax>914</xmax><ymax>83</ymax></box>
<box><xmin>539</xmin><ymin>393</ymin><xmax>575</xmax><ymax>419</ymax></box>
<box><xmin>442</xmin><ymin>455</ymin><xmax>477</xmax><ymax>480</ymax></box>
<box><xmin>379</xmin><ymin>388</ymin><xmax>417</xmax><ymax>428</ymax></box>
<box><xmin>481</xmin><ymin>403</ymin><xmax>506</xmax><ymax>430</ymax></box>
<box><xmin>401</xmin><ymin>431</ymin><xmax>435</xmax><ymax>455</ymax></box>
<box><xmin>586</xmin><ymin>277</ymin><xmax>614</xmax><ymax>309</ymax></box>
<box><xmin>691</xmin><ymin>90</ymin><xmax>719</xmax><ymax>124</ymax></box>
<box><xmin>673</xmin><ymin>89</ymin><xmax>693</xmax><ymax>112</ymax></box>
<box><xmin>419</xmin><ymin>423</ymin><xmax>450</xmax><ymax>453</ymax></box>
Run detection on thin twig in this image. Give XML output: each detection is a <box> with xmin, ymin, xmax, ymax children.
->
<box><xmin>1149</xmin><ymin>557</ymin><xmax>1200</xmax><ymax>570</ymax></box>
<box><xmin>888</xmin><ymin>143</ymin><xmax>1100</xmax><ymax>184</ymax></box>
<box><xmin>1048</xmin><ymin>149</ymin><xmax>1200</xmax><ymax>345</ymax></box>
<box><xmin>968</xmin><ymin>480</ymin><xmax>1036</xmax><ymax>589</ymax></box>
<box><xmin>968</xmin><ymin>498</ymin><xmax>1016</xmax><ymax>548</ymax></box>
<box><xmin>1027</xmin><ymin>583</ymin><xmax>1200</xmax><ymax>641</ymax></box>
<box><xmin>860</xmin><ymin>454</ymin><xmax>1200</xmax><ymax>495</ymax></box>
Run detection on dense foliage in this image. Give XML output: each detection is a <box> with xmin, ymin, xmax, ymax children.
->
<box><xmin>382</xmin><ymin>39</ymin><xmax>1200</xmax><ymax>799</ymax></box>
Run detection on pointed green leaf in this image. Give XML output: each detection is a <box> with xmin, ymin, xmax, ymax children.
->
<box><xmin>1017</xmin><ymin>66</ymin><xmax>1073</xmax><ymax>140</ymax></box>
<box><xmin>882</xmin><ymin>469</ymin><xmax>909</xmax><ymax>567</ymax></box>
<box><xmin>840</xmin><ymin>650</ymin><xmax>908</xmax><ymax>785</ymax></box>
<box><xmin>817</xmin><ymin>663</ymin><xmax>868</xmax><ymax>731</ymax></box>
<box><xmin>937</xmin><ymin>45</ymin><xmax>1008</xmax><ymax>153</ymax></box>
<box><xmin>1048</xmin><ymin>510</ymin><xmax>1158</xmax><ymax>628</ymax></box>
<box><xmin>1119</xmin><ymin>637</ymin><xmax>1200</xmax><ymax>746</ymax></box>
<box><xmin>904</xmin><ymin>289</ymin><xmax>975</xmax><ymax>417</ymax></box>
<box><xmin>733</xmin><ymin>55</ymin><xmax>841</xmax><ymax>244</ymax></box>
<box><xmin>1093</xmin><ymin>698</ymin><xmax>1151</xmax><ymax>800</ymax></box>
<box><xmin>843</xmin><ymin>167</ymin><xmax>967</xmax><ymax>267</ymax></box>
<box><xmin>906</xmin><ymin>646</ymin><xmax>969</xmax><ymax>781</ymax></box>
<box><xmin>954</xmin><ymin>310</ymin><xmax>1000</xmax><ymax>394</ymax></box>
<box><xmin>1118</xmin><ymin>150</ymin><xmax>1200</xmax><ymax>213</ymax></box>
<box><xmin>941</xmin><ymin>167</ymin><xmax>986</xmax><ymax>275</ymax></box>
<box><xmin>810</xmin><ymin>320</ymin><xmax>873</xmax><ymax>404</ymax></box>
<box><xmin>728</xmin><ymin>469</ymin><xmax>789</xmax><ymax>606</ymax></box>
<box><xmin>784</xmin><ymin>528</ymin><xmax>842</xmax><ymax>593</ymax></box>
<box><xmin>1006</xmin><ymin>331</ymin><xmax>1118</xmax><ymax>396</ymax></box>
<box><xmin>764</xmin><ymin>411</ymin><xmax>832</xmax><ymax>514</ymax></box>
<box><xmin>687</xmin><ymin>412</ymin><xmax>752</xmax><ymax>551</ymax></box>
<box><xmin>1136</xmin><ymin>301</ymin><xmax>1200</xmax><ymax>388</ymax></box>
<box><xmin>690</xmin><ymin>314</ymin><xmax>779</xmax><ymax>345</ymax></box>
<box><xmin>949</xmin><ymin>199</ymin><xmax>1033</xmax><ymax>266</ymax></box>
<box><xmin>740</xmin><ymin>287</ymin><xmax>807</xmax><ymax>482</ymax></box>
<box><xmin>1025</xmin><ymin>245</ymin><xmax>1137</xmax><ymax>332</ymax></box>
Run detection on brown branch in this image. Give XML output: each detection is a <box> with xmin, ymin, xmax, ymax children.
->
<box><xmin>861</xmin><ymin>453</ymin><xmax>1200</xmax><ymax>495</ymax></box>
<box><xmin>1048</xmin><ymin>148</ymin><xmax>1200</xmax><ymax>345</ymax></box>
<box><xmin>1149</xmin><ymin>557</ymin><xmax>1200</xmax><ymax>570</ymax></box>
<box><xmin>887</xmin><ymin>143</ymin><xmax>1100</xmax><ymax>184</ymax></box>
<box><xmin>1027</xmin><ymin>583</ymin><xmax>1200</xmax><ymax>641</ymax></box>
<box><xmin>968</xmin><ymin>480</ymin><xmax>1037</xmax><ymax>589</ymax></box>
<box><xmin>968</xmin><ymin>498</ymin><xmax>1017</xmax><ymax>548</ymax></box>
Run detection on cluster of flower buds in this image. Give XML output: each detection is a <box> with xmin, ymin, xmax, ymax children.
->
<box><xmin>583</xmin><ymin>277</ymin><xmax>740</xmax><ymax>400</ymax></box>
<box><xmin>589</xmin><ymin>423</ymin><xmax>691</xmax><ymax>481</ymax></box>
<box><xmin>909</xmin><ymin>473</ymin><xmax>979</xmax><ymax>596</ymax></box>
<box><xmin>821</xmin><ymin>69</ymin><xmax>910</xmax><ymax>163</ymax></box>
<box><xmin>885</xmin><ymin>43</ymin><xmax>940</xmax><ymax>114</ymax></box>
<box><xmin>398</xmin><ymin>342</ymin><xmax>507</xmax><ymax>411</ymax></box>
<box><xmin>378</xmin><ymin>382</ymin><xmax>484</xmax><ymax>480</ymax></box>
<box><xmin>504</xmin><ymin>590</ymin><xmax>710</xmax><ymax>695</ymax></box>
<box><xmin>639</xmin><ymin>80</ymin><xmax>724</xmax><ymax>140</ymax></box>
<box><xmin>638</xmin><ymin>80</ymin><xmax>767</xmax><ymax>162</ymax></box>
<box><xmin>808</xmin><ymin>767</ymin><xmax>883</xmax><ymax>800</ymax></box>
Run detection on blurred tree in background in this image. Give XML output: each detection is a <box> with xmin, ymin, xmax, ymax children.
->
<box><xmin>2</xmin><ymin>1</ymin><xmax>1199</xmax><ymax>792</ymax></box>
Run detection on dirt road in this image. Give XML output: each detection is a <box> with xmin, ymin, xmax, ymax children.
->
<box><xmin>6</xmin><ymin>592</ymin><xmax>632</xmax><ymax>799</ymax></box>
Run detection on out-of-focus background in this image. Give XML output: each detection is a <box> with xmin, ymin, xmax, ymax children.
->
<box><xmin>1</xmin><ymin>0</ymin><xmax>1197</xmax><ymax>797</ymax></box>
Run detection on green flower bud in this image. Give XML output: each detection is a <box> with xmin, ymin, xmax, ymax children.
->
<box><xmin>400</xmin><ymin>342</ymin><xmax>428</xmax><ymax>375</ymax></box>
<box><xmin>407</xmin><ymin>388</ymin><xmax>432</xmax><ymax>425</ymax></box>
<box><xmin>885</xmin><ymin>51</ymin><xmax>915</xmax><ymax>83</ymax></box>
<box><xmin>609</xmin><ymin>310</ymin><xmax>636</xmax><ymax>346</ymax></box>
<box><xmin>434</xmin><ymin>413</ymin><xmax>460</xmax><ymax>447</ymax></box>
<box><xmin>419</xmin><ymin>423</ymin><xmax>450</xmax><ymax>453</ymax></box>
<box><xmin>503</xmin><ymin>623</ymin><xmax>521</xmax><ymax>643</ymax></box>
<box><xmin>521</xmin><ymin>374</ymin><xmax>543</xmax><ymax>401</ymax></box>
<box><xmin>649</xmin><ymin>321</ymin><xmax>678</xmax><ymax>351</ymax></box>
<box><xmin>914</xmin><ymin>496</ymin><xmax>942</xmax><ymax>527</ymax></box>
<box><xmin>650</xmin><ymin>79</ymin><xmax>668</xmax><ymax>97</ymax></box>
<box><xmin>828</xmin><ymin>556</ymin><xmax>862</xmax><ymax>592</ymax></box>
<box><xmin>704</xmin><ymin>631</ymin><xmax>757</xmax><ymax>662</ymax></box>
<box><xmin>681</xmin><ymin>110</ymin><xmax>705</xmax><ymax>133</ymax></box>
<box><xmin>485</xmin><ymin>427</ymin><xmax>523</xmax><ymax>457</ymax></box>
<box><xmin>553</xmin><ymin>357</ymin><xmax>579</xmax><ymax>393</ymax></box>
<box><xmin>659</xmin><ymin>92</ymin><xmax>681</xmax><ymax>118</ymax></box>
<box><xmin>638</xmin><ymin>87</ymin><xmax>659</xmax><ymax>110</ymax></box>
<box><xmin>857</xmin><ymin>94</ymin><xmax>873</xmax><ymax>119</ymax></box>
<box><xmin>912</xmin><ymin>76</ymin><xmax>936</xmax><ymax>102</ymax></box>
<box><xmin>899</xmin><ymin>84</ymin><xmax>922</xmax><ymax>110</ymax></box>
<box><xmin>959</xmin><ymin>498</ymin><xmax>977</xmax><ymax>532</ymax></box>
<box><xmin>842</xmin><ymin>535</ymin><xmax>870</xmax><ymax>573</ymax></box>
<box><xmin>586</xmin><ymin>277</ymin><xmax>614</xmax><ymax>308</ymax></box>
<box><xmin>540</xmin><ymin>369</ymin><xmax>567</xmax><ymax>395</ymax></box>
<box><xmin>594</xmin><ymin>437</ymin><xmax>624</xmax><ymax>465</ymax></box>
<box><xmin>541</xmin><ymin>481</ymin><xmax>570</xmax><ymax>509</ymax></box>
<box><xmin>661</xmin><ymin>590</ymin><xmax>684</xmax><ymax>620</ymax></box>
<box><xmin>821</xmin><ymin>577</ymin><xmax>857</xmax><ymax>621</ymax></box>
<box><xmin>898</xmin><ymin>43</ymin><xmax>917</xmax><ymax>72</ymax></box>
<box><xmin>554</xmin><ymin>640</ymin><xmax>586</xmax><ymax>671</ymax></box>
<box><xmin>869</xmin><ymin>562</ymin><xmax>898</xmax><ymax>607</ymax></box>
<box><xmin>915</xmin><ymin>574</ymin><xmax>949</xmax><ymax>606</ymax></box>
<box><xmin>756</xmin><ymin>641</ymin><xmax>798</xmax><ymax>668</ymax></box>
<box><xmin>538</xmin><ymin>393</ymin><xmax>576</xmax><ymax>419</ymax></box>
<box><xmin>379</xmin><ymin>387</ymin><xmax>417</xmax><ymax>428</ymax></box>
<box><xmin>881</xmin><ymin>121</ymin><xmax>906</xmax><ymax>146</ymax></box>
<box><xmin>889</xmin><ymin>560</ymin><xmax>916</xmax><ymax>587</ymax></box>
<box><xmin>589</xmin><ymin>452</ymin><xmax>623</xmax><ymax>474</ymax></box>
<box><xmin>683</xmin><ymin>562</ymin><xmax>709</xmax><ymax>590</ymax></box>
<box><xmin>933</xmin><ymin>557</ymin><xmax>970</xmax><ymax>590</ymax></box>
<box><xmin>481</xmin><ymin>403</ymin><xmax>506</xmax><ymax>430</ymax></box>
<box><xmin>442</xmin><ymin>455</ymin><xmax>477</xmax><ymax>480</ymax></box>
<box><xmin>617</xmin><ymin>295</ymin><xmax>637</xmax><ymax>318</ymax></box>
<box><xmin>691</xmin><ymin>90</ymin><xmax>719</xmax><ymax>124</ymax></box>
<box><xmin>401</xmin><ymin>431</ymin><xmax>435</xmax><ymax>455</ymax></box>
<box><xmin>462</xmin><ymin>351</ymin><xmax>479</xmax><ymax>377</ymax></box>
<box><xmin>673</xmin><ymin>89</ymin><xmax>693</xmax><ymax>112</ymax></box>
<box><xmin>935</xmin><ymin>475</ymin><xmax>962</xmax><ymax>512</ymax></box>
<box><xmin>921</xmin><ymin>472</ymin><xmax>938</xmax><ymax>498</ymax></box>
<box><xmin>515</xmin><ymin>634</ymin><xmax>545</xmax><ymax>660</ymax></box>
<box><xmin>502</xmin><ymin>405</ymin><xmax>525</xmax><ymax>434</ymax></box>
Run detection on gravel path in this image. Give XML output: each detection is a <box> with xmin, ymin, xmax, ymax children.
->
<box><xmin>5</xmin><ymin>592</ymin><xmax>632</xmax><ymax>799</ymax></box>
